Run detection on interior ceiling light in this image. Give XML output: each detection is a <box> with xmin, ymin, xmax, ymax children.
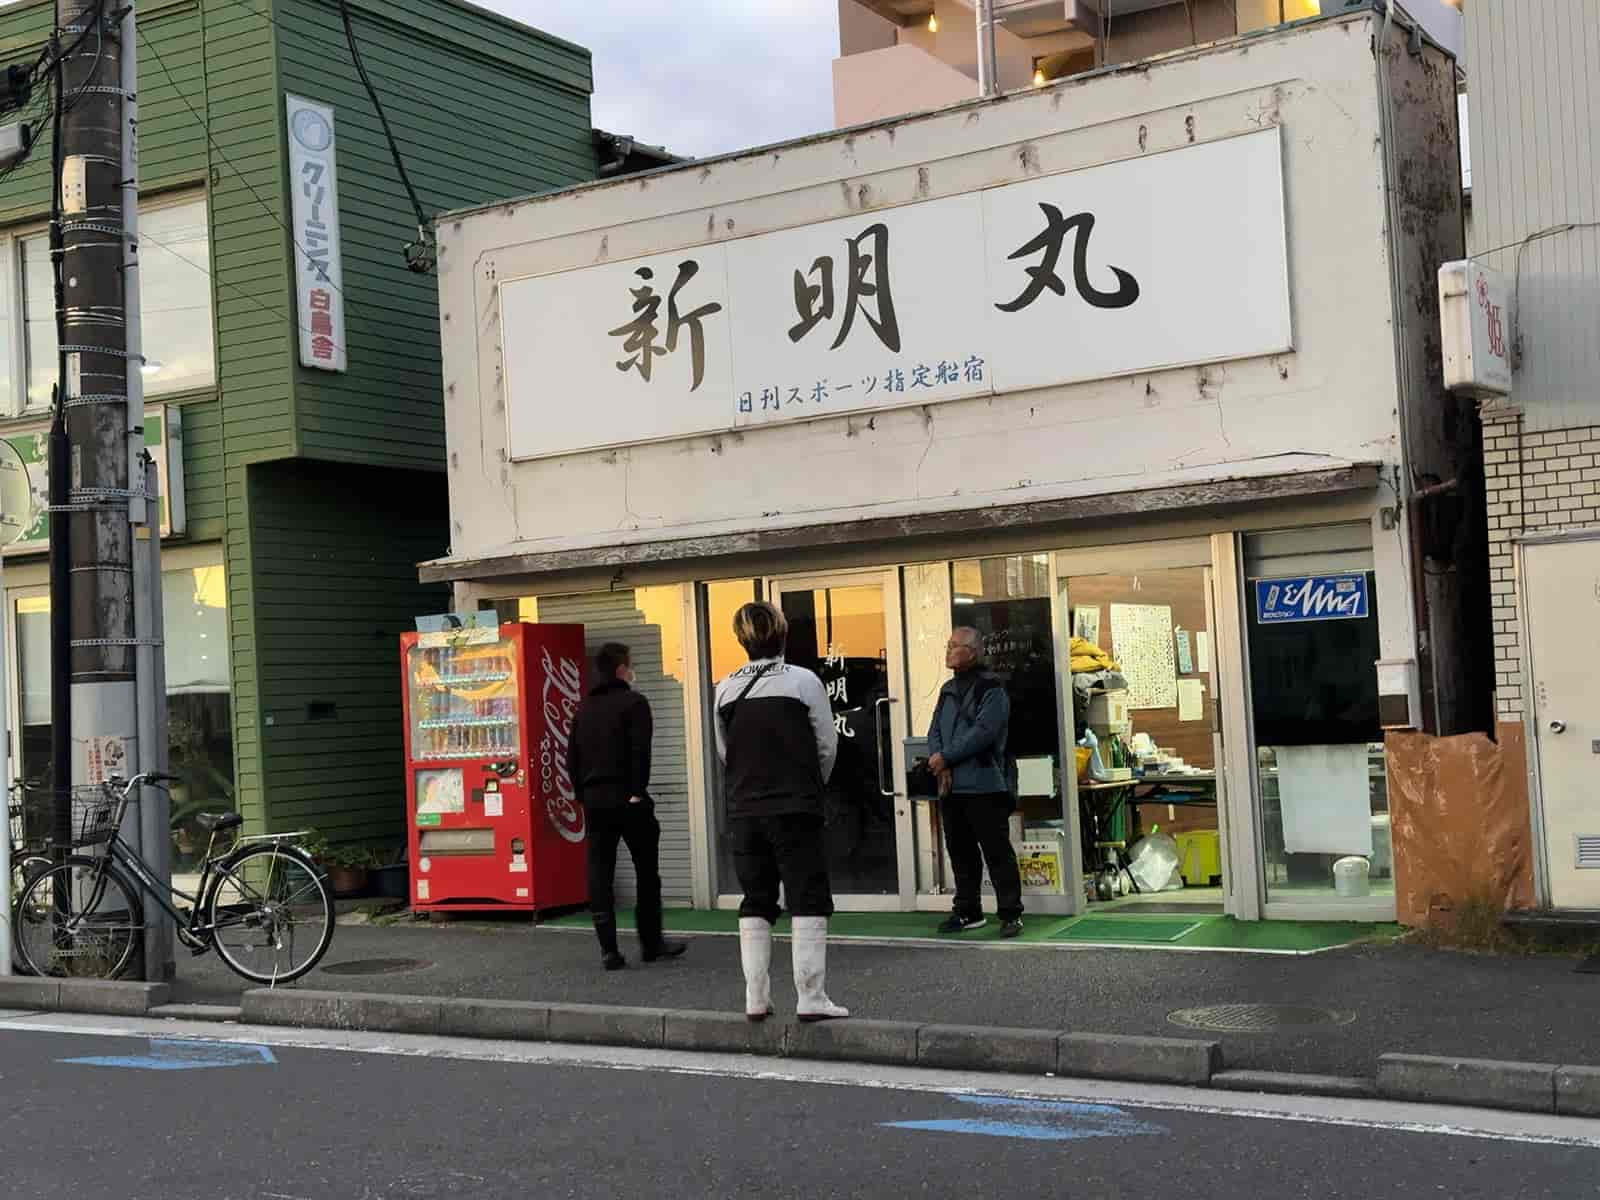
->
<box><xmin>928</xmin><ymin>12</ymin><xmax>939</xmax><ymax>33</ymax></box>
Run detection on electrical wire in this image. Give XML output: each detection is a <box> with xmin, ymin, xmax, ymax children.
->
<box><xmin>336</xmin><ymin>0</ymin><xmax>433</xmax><ymax>271</ymax></box>
<box><xmin>135</xmin><ymin>21</ymin><xmax>351</xmax><ymax>306</ymax></box>
<box><xmin>215</xmin><ymin>0</ymin><xmax>433</xmax><ymax>269</ymax></box>
<box><xmin>138</xmin><ymin>224</ymin><xmax>348</xmax><ymax>361</ymax></box>
<box><xmin>1507</xmin><ymin>221</ymin><xmax>1600</xmax><ymax>369</ymax></box>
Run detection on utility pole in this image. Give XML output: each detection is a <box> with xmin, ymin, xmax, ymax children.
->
<box><xmin>55</xmin><ymin>0</ymin><xmax>163</xmax><ymax>975</ymax></box>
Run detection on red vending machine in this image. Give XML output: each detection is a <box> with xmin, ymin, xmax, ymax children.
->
<box><xmin>400</xmin><ymin>622</ymin><xmax>590</xmax><ymax>914</ymax></box>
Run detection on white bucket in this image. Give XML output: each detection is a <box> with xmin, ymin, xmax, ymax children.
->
<box><xmin>1333</xmin><ymin>855</ymin><xmax>1372</xmax><ymax>898</ymax></box>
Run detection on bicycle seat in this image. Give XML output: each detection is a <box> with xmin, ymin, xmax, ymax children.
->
<box><xmin>196</xmin><ymin>811</ymin><xmax>244</xmax><ymax>833</ymax></box>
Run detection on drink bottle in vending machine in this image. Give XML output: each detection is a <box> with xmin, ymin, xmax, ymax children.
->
<box><xmin>399</xmin><ymin>621</ymin><xmax>589</xmax><ymax>913</ymax></box>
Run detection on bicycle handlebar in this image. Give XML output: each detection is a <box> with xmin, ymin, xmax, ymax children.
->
<box><xmin>105</xmin><ymin>771</ymin><xmax>181</xmax><ymax>793</ymax></box>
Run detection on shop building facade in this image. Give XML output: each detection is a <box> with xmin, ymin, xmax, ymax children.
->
<box><xmin>429</xmin><ymin>9</ymin><xmax>1481</xmax><ymax>921</ymax></box>
<box><xmin>0</xmin><ymin>0</ymin><xmax>600</xmax><ymax>869</ymax></box>
<box><xmin>1464</xmin><ymin>0</ymin><xmax>1600</xmax><ymax>914</ymax></box>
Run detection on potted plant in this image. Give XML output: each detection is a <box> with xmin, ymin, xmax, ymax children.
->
<box><xmin>368</xmin><ymin>845</ymin><xmax>409</xmax><ymax>900</ymax></box>
<box><xmin>300</xmin><ymin>831</ymin><xmax>373</xmax><ymax>897</ymax></box>
<box><xmin>324</xmin><ymin>845</ymin><xmax>377</xmax><ymax>897</ymax></box>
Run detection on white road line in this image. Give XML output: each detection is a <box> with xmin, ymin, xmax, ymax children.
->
<box><xmin>4</xmin><ymin>1010</ymin><xmax>1597</xmax><ymax>1149</ymax></box>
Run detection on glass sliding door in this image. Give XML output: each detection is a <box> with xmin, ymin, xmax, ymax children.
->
<box><xmin>767</xmin><ymin>570</ymin><xmax>911</xmax><ymax>906</ymax></box>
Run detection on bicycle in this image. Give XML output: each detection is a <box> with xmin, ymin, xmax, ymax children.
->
<box><xmin>7</xmin><ymin>780</ymin><xmax>56</xmax><ymax>973</ymax></box>
<box><xmin>12</xmin><ymin>772</ymin><xmax>335</xmax><ymax>984</ymax></box>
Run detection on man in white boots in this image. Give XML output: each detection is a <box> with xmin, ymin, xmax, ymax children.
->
<box><xmin>714</xmin><ymin>601</ymin><xmax>848</xmax><ymax>1023</ymax></box>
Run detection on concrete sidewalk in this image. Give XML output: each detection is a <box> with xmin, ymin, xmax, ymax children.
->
<box><xmin>166</xmin><ymin>915</ymin><xmax>1599</xmax><ymax>1081</ymax></box>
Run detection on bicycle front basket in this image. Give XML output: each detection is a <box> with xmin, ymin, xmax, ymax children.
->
<box><xmin>70</xmin><ymin>786</ymin><xmax>118</xmax><ymax>848</ymax></box>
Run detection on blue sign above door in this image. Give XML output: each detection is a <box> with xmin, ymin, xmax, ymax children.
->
<box><xmin>1254</xmin><ymin>574</ymin><xmax>1370</xmax><ymax>624</ymax></box>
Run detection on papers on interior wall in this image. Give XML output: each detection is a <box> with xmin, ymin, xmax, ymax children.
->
<box><xmin>1073</xmin><ymin>606</ymin><xmax>1100</xmax><ymax>647</ymax></box>
<box><xmin>1109</xmin><ymin>603</ymin><xmax>1176</xmax><ymax>709</ymax></box>
<box><xmin>1196</xmin><ymin>631</ymin><xmax>1211</xmax><ymax>674</ymax></box>
<box><xmin>1175</xmin><ymin>628</ymin><xmax>1193</xmax><ymax>674</ymax></box>
<box><xmin>1177</xmin><ymin>678</ymin><xmax>1204</xmax><ymax>722</ymax></box>
<box><xmin>1276</xmin><ymin>744</ymin><xmax>1374</xmax><ymax>857</ymax></box>
<box><xmin>1016</xmin><ymin>756</ymin><xmax>1057</xmax><ymax>798</ymax></box>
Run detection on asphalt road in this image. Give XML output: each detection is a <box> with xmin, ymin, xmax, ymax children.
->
<box><xmin>0</xmin><ymin>1015</ymin><xmax>1596</xmax><ymax>1199</ymax></box>
<box><xmin>171</xmin><ymin>920</ymin><xmax>1600</xmax><ymax>1079</ymax></box>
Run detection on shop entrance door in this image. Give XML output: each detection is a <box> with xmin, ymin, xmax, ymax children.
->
<box><xmin>1523</xmin><ymin>533</ymin><xmax>1600</xmax><ymax>909</ymax></box>
<box><xmin>1057</xmin><ymin>539</ymin><xmax>1236</xmax><ymax>917</ymax></box>
<box><xmin>766</xmin><ymin>570</ymin><xmax>912</xmax><ymax>908</ymax></box>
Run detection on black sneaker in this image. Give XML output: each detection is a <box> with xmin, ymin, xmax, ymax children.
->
<box><xmin>642</xmin><ymin>938</ymin><xmax>688</xmax><ymax>963</ymax></box>
<box><xmin>937</xmin><ymin>914</ymin><xmax>987</xmax><ymax>934</ymax></box>
<box><xmin>999</xmin><ymin>918</ymin><xmax>1024</xmax><ymax>939</ymax></box>
<box><xmin>602</xmin><ymin>952</ymin><xmax>627</xmax><ymax>971</ymax></box>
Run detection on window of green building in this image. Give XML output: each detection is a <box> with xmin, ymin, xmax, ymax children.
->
<box><xmin>1</xmin><ymin>193</ymin><xmax>216</xmax><ymax>416</ymax></box>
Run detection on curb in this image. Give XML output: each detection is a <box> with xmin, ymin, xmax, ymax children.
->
<box><xmin>233</xmin><ymin>988</ymin><xmax>1226</xmax><ymax>1082</ymax></box>
<box><xmin>0</xmin><ymin>977</ymin><xmax>169</xmax><ymax>1016</ymax></box>
<box><xmin>6</xmin><ymin>978</ymin><xmax>1598</xmax><ymax>1119</ymax></box>
<box><xmin>1377</xmin><ymin>1054</ymin><xmax>1600</xmax><ymax>1117</ymax></box>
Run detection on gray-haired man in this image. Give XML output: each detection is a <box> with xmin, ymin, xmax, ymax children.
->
<box><xmin>927</xmin><ymin>626</ymin><xmax>1023</xmax><ymax>938</ymax></box>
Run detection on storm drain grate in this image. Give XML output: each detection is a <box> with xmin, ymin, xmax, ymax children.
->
<box><xmin>319</xmin><ymin>957</ymin><xmax>433</xmax><ymax>976</ymax></box>
<box><xmin>1167</xmin><ymin>1003</ymin><xmax>1355</xmax><ymax>1033</ymax></box>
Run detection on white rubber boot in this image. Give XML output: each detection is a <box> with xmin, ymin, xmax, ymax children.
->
<box><xmin>739</xmin><ymin>917</ymin><xmax>774</xmax><ymax>1022</ymax></box>
<box><xmin>792</xmin><ymin>915</ymin><xmax>849</xmax><ymax>1022</ymax></box>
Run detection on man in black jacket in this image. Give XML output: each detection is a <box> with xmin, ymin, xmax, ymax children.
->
<box><xmin>567</xmin><ymin>642</ymin><xmax>686</xmax><ymax>971</ymax></box>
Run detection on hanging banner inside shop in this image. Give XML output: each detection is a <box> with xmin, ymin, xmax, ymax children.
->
<box><xmin>1254</xmin><ymin>573</ymin><xmax>1370</xmax><ymax>624</ymax></box>
<box><xmin>286</xmin><ymin>94</ymin><xmax>347</xmax><ymax>373</ymax></box>
<box><xmin>500</xmin><ymin>127</ymin><xmax>1292</xmax><ymax>461</ymax></box>
<box><xmin>2</xmin><ymin>405</ymin><xmax>185</xmax><ymax>554</ymax></box>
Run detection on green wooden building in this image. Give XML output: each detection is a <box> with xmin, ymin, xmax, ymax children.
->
<box><xmin>0</xmin><ymin>0</ymin><xmax>600</xmax><ymax>870</ymax></box>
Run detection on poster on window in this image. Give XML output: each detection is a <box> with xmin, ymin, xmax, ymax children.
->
<box><xmin>1</xmin><ymin>405</ymin><xmax>184</xmax><ymax>554</ymax></box>
<box><xmin>286</xmin><ymin>94</ymin><xmax>347</xmax><ymax>372</ymax></box>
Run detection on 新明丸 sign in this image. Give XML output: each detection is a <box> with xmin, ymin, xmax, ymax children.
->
<box><xmin>499</xmin><ymin>128</ymin><xmax>1292</xmax><ymax>461</ymax></box>
<box><xmin>1254</xmin><ymin>574</ymin><xmax>1370</xmax><ymax>624</ymax></box>
<box><xmin>286</xmin><ymin>94</ymin><xmax>346</xmax><ymax>373</ymax></box>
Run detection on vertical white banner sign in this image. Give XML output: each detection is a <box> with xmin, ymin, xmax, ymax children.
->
<box><xmin>286</xmin><ymin>94</ymin><xmax>347</xmax><ymax>372</ymax></box>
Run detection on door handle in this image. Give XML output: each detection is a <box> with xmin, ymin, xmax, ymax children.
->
<box><xmin>875</xmin><ymin>695</ymin><xmax>898</xmax><ymax>798</ymax></box>
<box><xmin>1550</xmin><ymin>720</ymin><xmax>1567</xmax><ymax>734</ymax></box>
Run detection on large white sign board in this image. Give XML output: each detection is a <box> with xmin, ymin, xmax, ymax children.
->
<box><xmin>286</xmin><ymin>94</ymin><xmax>347</xmax><ymax>373</ymax></box>
<box><xmin>502</xmin><ymin>129</ymin><xmax>1292</xmax><ymax>461</ymax></box>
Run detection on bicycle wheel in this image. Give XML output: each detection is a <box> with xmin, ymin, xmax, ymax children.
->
<box><xmin>207</xmin><ymin>844</ymin><xmax>334</xmax><ymax>984</ymax></box>
<box><xmin>15</xmin><ymin>856</ymin><xmax>143</xmax><ymax>980</ymax></box>
<box><xmin>11</xmin><ymin>856</ymin><xmax>54</xmax><ymax>975</ymax></box>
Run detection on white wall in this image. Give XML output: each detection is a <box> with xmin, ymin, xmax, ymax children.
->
<box><xmin>435</xmin><ymin>14</ymin><xmax>1401</xmax><ymax>576</ymax></box>
<box><xmin>1465</xmin><ymin>0</ymin><xmax>1600</xmax><ymax>435</ymax></box>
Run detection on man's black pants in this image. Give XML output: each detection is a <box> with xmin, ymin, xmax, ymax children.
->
<box><xmin>587</xmin><ymin>801</ymin><xmax>665</xmax><ymax>948</ymax></box>
<box><xmin>941</xmin><ymin>792</ymin><xmax>1023</xmax><ymax>923</ymax></box>
<box><xmin>731</xmin><ymin>812</ymin><xmax>834</xmax><ymax>923</ymax></box>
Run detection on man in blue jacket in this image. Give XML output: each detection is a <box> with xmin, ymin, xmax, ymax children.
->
<box><xmin>927</xmin><ymin>626</ymin><xmax>1023</xmax><ymax>937</ymax></box>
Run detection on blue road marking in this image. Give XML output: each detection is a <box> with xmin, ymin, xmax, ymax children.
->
<box><xmin>59</xmin><ymin>1039</ymin><xmax>276</xmax><ymax>1072</ymax></box>
<box><xmin>884</xmin><ymin>1094</ymin><xmax>1166</xmax><ymax>1142</ymax></box>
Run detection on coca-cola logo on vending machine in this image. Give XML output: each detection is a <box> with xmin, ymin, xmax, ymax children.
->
<box><xmin>538</xmin><ymin>646</ymin><xmax>587</xmax><ymax>844</ymax></box>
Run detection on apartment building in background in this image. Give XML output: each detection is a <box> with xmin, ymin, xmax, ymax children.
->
<box><xmin>834</xmin><ymin>0</ymin><xmax>1463</xmax><ymax>128</ymax></box>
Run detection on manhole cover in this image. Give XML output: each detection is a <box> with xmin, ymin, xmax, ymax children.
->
<box><xmin>1167</xmin><ymin>1003</ymin><xmax>1355</xmax><ymax>1032</ymax></box>
<box><xmin>319</xmin><ymin>958</ymin><xmax>433</xmax><ymax>976</ymax></box>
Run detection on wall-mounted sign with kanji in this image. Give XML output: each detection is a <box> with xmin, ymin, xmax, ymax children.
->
<box><xmin>498</xmin><ymin>128</ymin><xmax>1293</xmax><ymax>462</ymax></box>
<box><xmin>286</xmin><ymin>94</ymin><xmax>348</xmax><ymax>373</ymax></box>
